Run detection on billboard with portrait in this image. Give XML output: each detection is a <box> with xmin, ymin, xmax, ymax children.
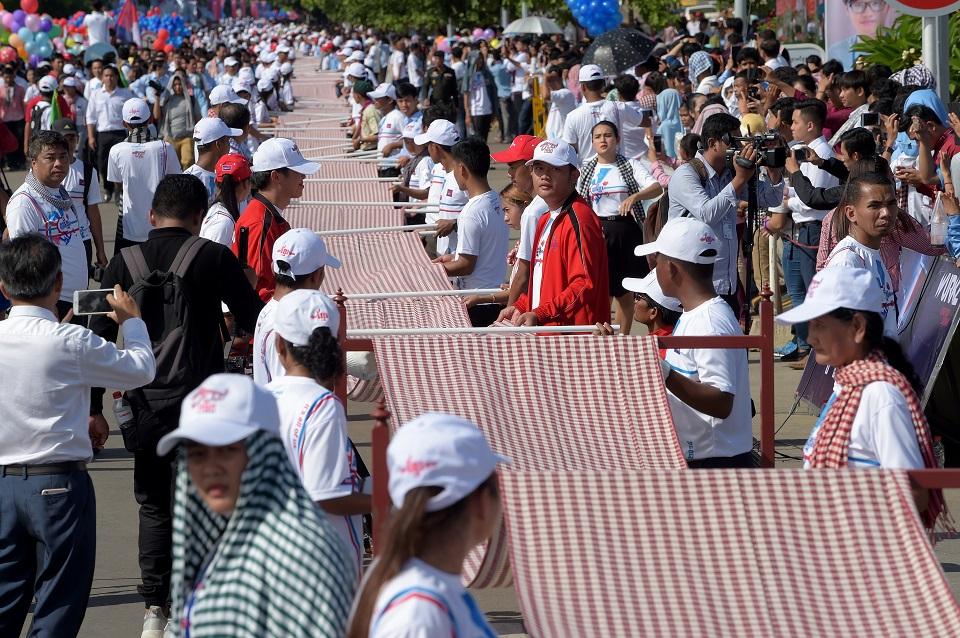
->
<box><xmin>824</xmin><ymin>0</ymin><xmax>899</xmax><ymax>70</ymax></box>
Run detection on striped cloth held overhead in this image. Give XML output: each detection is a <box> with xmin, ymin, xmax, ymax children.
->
<box><xmin>168</xmin><ymin>430</ymin><xmax>356</xmax><ymax>637</ymax></box>
<box><xmin>501</xmin><ymin>469</ymin><xmax>960</xmax><ymax>637</ymax></box>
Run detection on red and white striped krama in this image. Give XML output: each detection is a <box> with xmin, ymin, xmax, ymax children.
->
<box><xmin>300</xmin><ymin>178</ymin><xmax>393</xmax><ymax>202</ymax></box>
<box><xmin>500</xmin><ymin>469</ymin><xmax>960</xmax><ymax>638</ymax></box>
<box><xmin>373</xmin><ymin>335</ymin><xmax>685</xmax><ymax>587</ymax></box>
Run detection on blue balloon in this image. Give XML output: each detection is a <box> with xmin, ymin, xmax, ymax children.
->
<box><xmin>17</xmin><ymin>27</ymin><xmax>32</xmax><ymax>43</ymax></box>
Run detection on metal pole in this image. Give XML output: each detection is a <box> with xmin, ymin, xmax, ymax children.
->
<box><xmin>521</xmin><ymin>0</ymin><xmax>529</xmax><ymax>19</ymax></box>
<box><xmin>922</xmin><ymin>16</ymin><xmax>950</xmax><ymax>106</ymax></box>
<box><xmin>347</xmin><ymin>324</ymin><xmax>618</xmax><ymax>336</ymax></box>
<box><xmin>332</xmin><ymin>288</ymin><xmax>501</xmax><ymax>300</ymax></box>
<box><xmin>734</xmin><ymin>0</ymin><xmax>749</xmax><ymax>38</ymax></box>
<box><xmin>316</xmin><ymin>224</ymin><xmax>436</xmax><ymax>235</ymax></box>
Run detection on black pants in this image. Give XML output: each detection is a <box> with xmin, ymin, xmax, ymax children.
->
<box><xmin>133</xmin><ymin>447</ymin><xmax>176</xmax><ymax>608</ymax></box>
<box><xmin>518</xmin><ymin>98</ymin><xmax>533</xmax><ymax>135</ymax></box>
<box><xmin>470</xmin><ymin>114</ymin><xmax>492</xmax><ymax>142</ymax></box>
<box><xmin>95</xmin><ymin>130</ymin><xmax>126</xmax><ymax>195</ymax></box>
<box><xmin>686</xmin><ymin>451</ymin><xmax>755</xmax><ymax>469</ymax></box>
<box><xmin>113</xmin><ymin>215</ymin><xmax>141</xmax><ymax>256</ymax></box>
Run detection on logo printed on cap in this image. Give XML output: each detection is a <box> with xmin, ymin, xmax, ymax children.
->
<box><xmin>699</xmin><ymin>233</ymin><xmax>716</xmax><ymax>244</ymax></box>
<box><xmin>310</xmin><ymin>308</ymin><xmax>330</xmax><ymax>321</ymax></box>
<box><xmin>540</xmin><ymin>141</ymin><xmax>558</xmax><ymax>153</ymax></box>
<box><xmin>277</xmin><ymin>246</ymin><xmax>296</xmax><ymax>257</ymax></box>
<box><xmin>807</xmin><ymin>277</ymin><xmax>822</xmax><ymax>297</ymax></box>
<box><xmin>400</xmin><ymin>458</ymin><xmax>438</xmax><ymax>477</ymax></box>
<box><xmin>191</xmin><ymin>387</ymin><xmax>229</xmax><ymax>413</ymax></box>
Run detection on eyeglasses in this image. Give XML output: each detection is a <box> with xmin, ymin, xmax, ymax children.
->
<box><xmin>846</xmin><ymin>0</ymin><xmax>884</xmax><ymax>13</ymax></box>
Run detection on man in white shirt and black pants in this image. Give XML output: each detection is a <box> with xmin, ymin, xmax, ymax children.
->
<box><xmin>85</xmin><ymin>64</ymin><xmax>134</xmax><ymax>203</ymax></box>
<box><xmin>0</xmin><ymin>234</ymin><xmax>155</xmax><ymax>637</ymax></box>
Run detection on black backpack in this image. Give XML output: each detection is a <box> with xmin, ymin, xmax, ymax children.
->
<box><xmin>121</xmin><ymin>236</ymin><xmax>205</xmax><ymax>416</ymax></box>
<box><xmin>30</xmin><ymin>101</ymin><xmax>48</xmax><ymax>137</ymax></box>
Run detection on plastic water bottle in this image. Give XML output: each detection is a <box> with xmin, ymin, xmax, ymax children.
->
<box><xmin>113</xmin><ymin>391</ymin><xmax>133</xmax><ymax>428</ymax></box>
<box><xmin>933</xmin><ymin>435</ymin><xmax>946</xmax><ymax>468</ymax></box>
<box><xmin>930</xmin><ymin>193</ymin><xmax>947</xmax><ymax>246</ymax></box>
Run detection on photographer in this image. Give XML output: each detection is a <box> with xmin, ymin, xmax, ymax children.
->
<box><xmin>668</xmin><ymin>112</ymin><xmax>785</xmax><ymax>314</ymax></box>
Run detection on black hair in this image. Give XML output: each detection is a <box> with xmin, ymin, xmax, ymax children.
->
<box><xmin>642</xmin><ymin>72</ymin><xmax>666</xmax><ymax>95</ymax></box>
<box><xmin>668</xmin><ymin>255</ymin><xmax>715</xmax><ymax>281</ymax></box>
<box><xmin>834</xmin><ymin>172</ymin><xmax>895</xmax><ymax>242</ymax></box>
<box><xmin>581</xmin><ymin>78</ymin><xmax>604</xmax><ymax>92</ymax></box>
<box><xmin>793</xmin><ymin>74</ymin><xmax>816</xmax><ymax>95</ymax></box>
<box><xmin>395</xmin><ymin>81</ymin><xmax>418</xmax><ymax>99</ymax></box>
<box><xmin>700</xmin><ymin>112</ymin><xmax>740</xmax><ymax>147</ymax></box>
<box><xmin>215</xmin><ymin>174</ymin><xmax>244</xmax><ymax>222</ymax></box>
<box><xmin>769</xmin><ymin>97</ymin><xmax>795</xmax><ymax>125</ymax></box>
<box><xmin>806</xmin><ymin>54</ymin><xmax>822</xmax><ymax>68</ymax></box>
<box><xmin>451</xmin><ymin>45</ymin><xmax>463</xmax><ymax>59</ymax></box>
<box><xmin>759</xmin><ymin>39</ymin><xmax>781</xmax><ymax>58</ymax></box>
<box><xmin>772</xmin><ymin>66</ymin><xmax>798</xmax><ymax>85</ymax></box>
<box><xmin>422</xmin><ymin>104</ymin><xmax>454</xmax><ymax>128</ymax></box>
<box><xmin>450</xmin><ymin>137</ymin><xmax>490</xmax><ymax>177</ymax></box>
<box><xmin>839</xmin><ymin>127</ymin><xmax>877</xmax><ymax>159</ymax></box>
<box><xmin>822</xmin><ymin>59</ymin><xmax>844</xmax><ymax>78</ymax></box>
<box><xmin>793</xmin><ymin>98</ymin><xmax>827</xmax><ymax>130</ymax></box>
<box><xmin>637</xmin><ymin>292</ymin><xmax>681</xmax><ymax>327</ymax></box>
<box><xmin>27</xmin><ymin>130</ymin><xmax>68</xmax><ymax>161</ymax></box>
<box><xmin>869</xmin><ymin>98</ymin><xmax>895</xmax><ymax>117</ymax></box>
<box><xmin>615</xmin><ymin>74</ymin><xmax>640</xmax><ymax>101</ymax></box>
<box><xmin>0</xmin><ymin>233</ymin><xmax>61</xmax><ymax>300</ymax></box>
<box><xmin>679</xmin><ymin>132</ymin><xmax>700</xmax><ymax>159</ymax></box>
<box><xmin>838</xmin><ymin>70</ymin><xmax>870</xmax><ymax>96</ymax></box>
<box><xmin>219</xmin><ymin>103</ymin><xmax>250</xmax><ymax>130</ymax></box>
<box><xmin>903</xmin><ymin>103</ymin><xmax>944</xmax><ymax>126</ymax></box>
<box><xmin>250</xmin><ymin>167</ymin><xmax>291</xmax><ymax>191</ymax></box>
<box><xmin>865</xmin><ymin>63</ymin><xmax>893</xmax><ymax>85</ymax></box>
<box><xmin>591</xmin><ymin>119</ymin><xmax>620</xmax><ymax>140</ymax></box>
<box><xmin>828</xmin><ymin>308</ymin><xmax>921</xmax><ymax>394</ymax></box>
<box><xmin>757</xmin><ymin>28</ymin><xmax>777</xmax><ymax>41</ymax></box>
<box><xmin>870</xmin><ymin>78</ymin><xmax>900</xmax><ymax>102</ymax></box>
<box><xmin>284</xmin><ymin>327</ymin><xmax>344</xmax><ymax>386</ymax></box>
<box><xmin>735</xmin><ymin>47</ymin><xmax>761</xmax><ymax>66</ymax></box>
<box><xmin>726</xmin><ymin>17</ymin><xmax>743</xmax><ymax>34</ymax></box>
<box><xmin>892</xmin><ymin>85</ymin><xmax>920</xmax><ymax>115</ymax></box>
<box><xmin>680</xmin><ymin>42</ymin><xmax>701</xmax><ymax>59</ymax></box>
<box><xmin>726</xmin><ymin>32</ymin><xmax>743</xmax><ymax>46</ymax></box>
<box><xmin>152</xmin><ymin>174</ymin><xmax>209</xmax><ymax>220</ymax></box>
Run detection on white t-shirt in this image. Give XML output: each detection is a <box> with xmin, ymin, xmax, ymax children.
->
<box><xmin>406</xmin><ymin>53</ymin><xmax>424</xmax><ymax>88</ymax></box>
<box><xmin>368</xmin><ymin>558</ymin><xmax>497</xmax><ymax>638</ymax></box>
<box><xmin>424</xmin><ymin>162</ymin><xmax>447</xmax><ymax>225</ymax></box>
<box><xmin>199</xmin><ymin>202</ymin><xmax>235</xmax><ymax>247</ymax></box>
<box><xmin>666</xmin><ymin>297</ymin><xmax>753</xmax><ymax>460</ymax></box>
<box><xmin>516</xmin><ymin>196</ymin><xmax>550</xmax><ymax>262</ymax></box>
<box><xmin>786</xmin><ymin>136</ymin><xmax>839</xmax><ymax>224</ymax></box>
<box><xmin>802</xmin><ymin>381</ymin><xmax>923</xmax><ymax>469</ymax></box>
<box><xmin>408</xmin><ymin>156</ymin><xmax>435</xmax><ymax>202</ymax></box>
<box><xmin>586</xmin><ymin>159</ymin><xmax>656</xmax><ymax>218</ymax></box>
<box><xmin>62</xmin><ymin>158</ymin><xmax>101</xmax><ymax>242</ymax></box>
<box><xmin>252</xmin><ymin>298</ymin><xmax>284</xmax><ymax>386</ymax></box>
<box><xmin>389</xmin><ymin>50</ymin><xmax>408</xmax><ymax>81</ymax></box>
<box><xmin>546</xmin><ymin>89</ymin><xmax>577</xmax><ymax>142</ymax></box>
<box><xmin>435</xmin><ymin>169</ymin><xmax>468</xmax><ymax>256</ymax></box>
<box><xmin>83</xmin><ymin>12</ymin><xmax>109</xmax><ymax>46</ymax></box>
<box><xmin>377</xmin><ymin>108</ymin><xmax>405</xmax><ymax>157</ymax></box>
<box><xmin>561</xmin><ymin>99</ymin><xmax>621</xmax><ymax>164</ymax></box>
<box><xmin>107</xmin><ymin>139</ymin><xmax>181</xmax><ymax>242</ymax></box>
<box><xmin>455</xmin><ymin>190</ymin><xmax>509</xmax><ymax>290</ymax></box>
<box><xmin>267</xmin><ymin>376</ymin><xmax>363</xmax><ymax>577</ymax></box>
<box><xmin>253</xmin><ymin>100</ymin><xmax>271</xmax><ymax>126</ymax></box>
<box><xmin>616</xmin><ymin>101</ymin><xmax>650</xmax><ymax>160</ymax></box>
<box><xmin>826</xmin><ymin>237</ymin><xmax>898</xmax><ymax>339</ymax></box>
<box><xmin>451</xmin><ymin>60</ymin><xmax>465</xmax><ymax>82</ymax></box>
<box><xmin>531</xmin><ymin>210</ymin><xmax>561</xmax><ymax>309</ymax></box>
<box><xmin>468</xmin><ymin>72</ymin><xmax>493</xmax><ymax>116</ymax></box>
<box><xmin>507</xmin><ymin>52</ymin><xmax>529</xmax><ymax>94</ymax></box>
<box><xmin>5</xmin><ymin>182</ymin><xmax>87</xmax><ymax>302</ymax></box>
<box><xmin>184</xmin><ymin>164</ymin><xmax>217</xmax><ymax>206</ymax></box>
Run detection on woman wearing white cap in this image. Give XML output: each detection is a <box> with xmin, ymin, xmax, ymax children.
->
<box><xmin>266</xmin><ymin>289</ymin><xmax>371</xmax><ymax>577</ymax></box>
<box><xmin>347</xmin><ymin>413</ymin><xmax>507</xmax><ymax>638</ymax></box>
<box><xmin>777</xmin><ymin>266</ymin><xmax>950</xmax><ymax>532</ymax></box>
<box><xmin>158</xmin><ymin>374</ymin><xmax>355</xmax><ymax>637</ymax></box>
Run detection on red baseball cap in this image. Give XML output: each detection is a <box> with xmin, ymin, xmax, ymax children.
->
<box><xmin>491</xmin><ymin>134</ymin><xmax>544</xmax><ymax>164</ymax></box>
<box><xmin>215</xmin><ymin>153</ymin><xmax>252</xmax><ymax>183</ymax></box>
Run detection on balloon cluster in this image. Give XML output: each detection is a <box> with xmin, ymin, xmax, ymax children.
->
<box><xmin>471</xmin><ymin>27</ymin><xmax>496</xmax><ymax>41</ymax></box>
<box><xmin>0</xmin><ymin>1</ymin><xmax>65</xmax><ymax>66</ymax></box>
<box><xmin>141</xmin><ymin>9</ymin><xmax>190</xmax><ymax>51</ymax></box>
<box><xmin>567</xmin><ymin>0</ymin><xmax>622</xmax><ymax>36</ymax></box>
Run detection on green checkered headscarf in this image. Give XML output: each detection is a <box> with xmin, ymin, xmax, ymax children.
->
<box><xmin>168</xmin><ymin>430</ymin><xmax>356</xmax><ymax>637</ymax></box>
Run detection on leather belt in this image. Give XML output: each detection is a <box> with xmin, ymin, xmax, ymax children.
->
<box><xmin>1</xmin><ymin>461</ymin><xmax>87</xmax><ymax>476</ymax></box>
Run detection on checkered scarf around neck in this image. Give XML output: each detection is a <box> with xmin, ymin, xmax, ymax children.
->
<box><xmin>25</xmin><ymin>170</ymin><xmax>73</xmax><ymax>210</ymax></box>
<box><xmin>809</xmin><ymin>350</ymin><xmax>954</xmax><ymax>537</ymax></box>
<box><xmin>578</xmin><ymin>153</ymin><xmax>645</xmax><ymax>222</ymax></box>
<box><xmin>168</xmin><ymin>430</ymin><xmax>356</xmax><ymax>638</ymax></box>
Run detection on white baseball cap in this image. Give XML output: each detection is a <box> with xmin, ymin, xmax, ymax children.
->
<box><xmin>251</xmin><ymin>137</ymin><xmax>319</xmax><ymax>174</ymax></box>
<box><xmin>368</xmin><ymin>82</ymin><xmax>397</xmax><ymax>101</ymax></box>
<box><xmin>224</xmin><ymin>56</ymin><xmax>239</xmax><ymax>67</ymax></box>
<box><xmin>121</xmin><ymin>97</ymin><xmax>150</xmax><ymax>124</ymax></box>
<box><xmin>402</xmin><ymin>120</ymin><xmax>421</xmax><ymax>140</ymax></box>
<box><xmin>622</xmin><ymin>271</ymin><xmax>682</xmax><ymax>313</ymax></box>
<box><xmin>37</xmin><ymin>75</ymin><xmax>58</xmax><ymax>92</ymax></box>
<box><xmin>238</xmin><ymin>67</ymin><xmax>256</xmax><ymax>81</ymax></box>
<box><xmin>346</xmin><ymin>62</ymin><xmax>367</xmax><ymax>78</ymax></box>
<box><xmin>414</xmin><ymin>119</ymin><xmax>460</xmax><ymax>147</ymax></box>
<box><xmin>232</xmin><ymin>78</ymin><xmax>252</xmax><ymax>94</ymax></box>
<box><xmin>634</xmin><ymin>217</ymin><xmax>718</xmax><ymax>265</ymax></box>
<box><xmin>257</xmin><ymin>77</ymin><xmax>274</xmax><ymax>92</ymax></box>
<box><xmin>776</xmin><ymin>266</ymin><xmax>884</xmax><ymax>325</ymax></box>
<box><xmin>277</xmin><ymin>44</ymin><xmax>291</xmax><ymax>54</ymax></box>
<box><xmin>272</xmin><ymin>227</ymin><xmax>341</xmax><ymax>277</ymax></box>
<box><xmin>63</xmin><ymin>63</ymin><xmax>76</xmax><ymax>75</ymax></box>
<box><xmin>347</xmin><ymin>50</ymin><xmax>364</xmax><ymax>62</ymax></box>
<box><xmin>62</xmin><ymin>76</ymin><xmax>79</xmax><ymax>89</ymax></box>
<box><xmin>209</xmin><ymin>85</ymin><xmax>248</xmax><ymax>106</ymax></box>
<box><xmin>274</xmin><ymin>289</ymin><xmax>340</xmax><ymax>346</ymax></box>
<box><xmin>578</xmin><ymin>64</ymin><xmax>604</xmax><ymax>82</ymax></box>
<box><xmin>525</xmin><ymin>139</ymin><xmax>579</xmax><ymax>169</ymax></box>
<box><xmin>388</xmin><ymin>412</ymin><xmax>511</xmax><ymax>512</ymax></box>
<box><xmin>193</xmin><ymin>117</ymin><xmax>242</xmax><ymax>145</ymax></box>
<box><xmin>280</xmin><ymin>62</ymin><xmax>293</xmax><ymax>74</ymax></box>
<box><xmin>156</xmin><ymin>373</ymin><xmax>281</xmax><ymax>456</ymax></box>
<box><xmin>339</xmin><ymin>46</ymin><xmax>354</xmax><ymax>56</ymax></box>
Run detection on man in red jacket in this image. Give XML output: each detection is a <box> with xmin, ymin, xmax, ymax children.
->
<box><xmin>232</xmin><ymin>137</ymin><xmax>319</xmax><ymax>301</ymax></box>
<box><xmin>501</xmin><ymin>139</ymin><xmax>609</xmax><ymax>326</ymax></box>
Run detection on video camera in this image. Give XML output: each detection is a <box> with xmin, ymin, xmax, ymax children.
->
<box><xmin>724</xmin><ymin>132</ymin><xmax>787</xmax><ymax>169</ymax></box>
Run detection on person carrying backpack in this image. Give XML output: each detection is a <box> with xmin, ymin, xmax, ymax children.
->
<box><xmin>89</xmin><ymin>174</ymin><xmax>262</xmax><ymax>636</ymax></box>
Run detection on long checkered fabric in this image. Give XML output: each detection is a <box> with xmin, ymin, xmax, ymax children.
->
<box><xmin>374</xmin><ymin>335</ymin><xmax>685</xmax><ymax>587</ymax></box>
<box><xmin>301</xmin><ymin>177</ymin><xmax>394</xmax><ymax>202</ymax></box>
<box><xmin>500</xmin><ymin>468</ymin><xmax>960</xmax><ymax>637</ymax></box>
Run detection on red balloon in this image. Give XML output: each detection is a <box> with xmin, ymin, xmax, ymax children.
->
<box><xmin>152</xmin><ymin>39</ymin><xmax>164</xmax><ymax>52</ymax></box>
<box><xmin>0</xmin><ymin>46</ymin><xmax>16</xmax><ymax>64</ymax></box>
<box><xmin>157</xmin><ymin>28</ymin><xmax>169</xmax><ymax>41</ymax></box>
<box><xmin>163</xmin><ymin>43</ymin><xmax>174</xmax><ymax>53</ymax></box>
<box><xmin>20</xmin><ymin>0</ymin><xmax>38</xmax><ymax>14</ymax></box>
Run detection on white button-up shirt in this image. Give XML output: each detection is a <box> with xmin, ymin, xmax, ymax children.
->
<box><xmin>85</xmin><ymin>86</ymin><xmax>134</xmax><ymax>133</ymax></box>
<box><xmin>0</xmin><ymin>306</ymin><xmax>156</xmax><ymax>465</ymax></box>
<box><xmin>787</xmin><ymin>135</ymin><xmax>840</xmax><ymax>224</ymax></box>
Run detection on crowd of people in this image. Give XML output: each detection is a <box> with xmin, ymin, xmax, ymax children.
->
<box><xmin>0</xmin><ymin>9</ymin><xmax>956</xmax><ymax>638</ymax></box>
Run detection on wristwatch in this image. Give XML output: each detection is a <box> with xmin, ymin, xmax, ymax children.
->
<box><xmin>885</xmin><ymin>146</ymin><xmax>895</xmax><ymax>155</ymax></box>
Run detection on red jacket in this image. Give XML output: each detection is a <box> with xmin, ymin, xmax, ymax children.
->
<box><xmin>232</xmin><ymin>194</ymin><xmax>291</xmax><ymax>301</ymax></box>
<box><xmin>514</xmin><ymin>194</ymin><xmax>609</xmax><ymax>326</ymax></box>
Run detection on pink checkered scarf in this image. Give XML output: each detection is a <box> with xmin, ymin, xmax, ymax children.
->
<box><xmin>809</xmin><ymin>350</ymin><xmax>953</xmax><ymax>536</ymax></box>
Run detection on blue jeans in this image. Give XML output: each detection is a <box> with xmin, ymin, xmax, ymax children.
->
<box><xmin>781</xmin><ymin>221</ymin><xmax>821</xmax><ymax>348</ymax></box>
<box><xmin>0</xmin><ymin>468</ymin><xmax>96</xmax><ymax>637</ymax></box>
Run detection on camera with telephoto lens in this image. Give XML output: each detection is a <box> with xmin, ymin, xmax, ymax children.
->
<box><xmin>148</xmin><ymin>79</ymin><xmax>163</xmax><ymax>93</ymax></box>
<box><xmin>724</xmin><ymin>132</ymin><xmax>787</xmax><ymax>169</ymax></box>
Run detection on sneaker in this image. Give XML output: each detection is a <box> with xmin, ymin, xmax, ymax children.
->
<box><xmin>774</xmin><ymin>340</ymin><xmax>798</xmax><ymax>359</ymax></box>
<box><xmin>780</xmin><ymin>345</ymin><xmax>810</xmax><ymax>362</ymax></box>
<box><xmin>142</xmin><ymin>606</ymin><xmax>168</xmax><ymax>638</ymax></box>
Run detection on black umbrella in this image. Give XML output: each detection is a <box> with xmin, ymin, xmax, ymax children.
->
<box><xmin>581</xmin><ymin>28</ymin><xmax>657</xmax><ymax>77</ymax></box>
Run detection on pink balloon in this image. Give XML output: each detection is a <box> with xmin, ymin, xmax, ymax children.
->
<box><xmin>24</xmin><ymin>13</ymin><xmax>38</xmax><ymax>31</ymax></box>
<box><xmin>472</xmin><ymin>27</ymin><xmax>484</xmax><ymax>40</ymax></box>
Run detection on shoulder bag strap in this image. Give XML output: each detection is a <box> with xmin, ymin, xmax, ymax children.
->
<box><xmin>121</xmin><ymin>245</ymin><xmax>150</xmax><ymax>282</ymax></box>
<box><xmin>169</xmin><ymin>235</ymin><xmax>205</xmax><ymax>278</ymax></box>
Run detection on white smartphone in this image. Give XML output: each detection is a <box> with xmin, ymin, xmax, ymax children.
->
<box><xmin>73</xmin><ymin>288</ymin><xmax>113</xmax><ymax>316</ymax></box>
